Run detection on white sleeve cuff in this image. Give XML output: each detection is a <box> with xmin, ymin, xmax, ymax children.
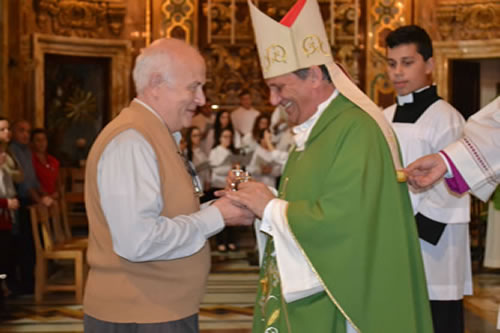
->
<box><xmin>262</xmin><ymin>199</ymin><xmax>324</xmax><ymax>303</ymax></box>
<box><xmin>199</xmin><ymin>204</ymin><xmax>226</xmax><ymax>238</ymax></box>
<box><xmin>438</xmin><ymin>152</ymin><xmax>453</xmax><ymax>178</ymax></box>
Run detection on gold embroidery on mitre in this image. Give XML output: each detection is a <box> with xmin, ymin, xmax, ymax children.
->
<box><xmin>302</xmin><ymin>34</ymin><xmax>330</xmax><ymax>57</ymax></box>
<box><xmin>263</xmin><ymin>44</ymin><xmax>287</xmax><ymax>73</ymax></box>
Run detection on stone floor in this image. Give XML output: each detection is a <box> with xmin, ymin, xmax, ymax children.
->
<box><xmin>1</xmin><ymin>252</ymin><xmax>499</xmax><ymax>332</ymax></box>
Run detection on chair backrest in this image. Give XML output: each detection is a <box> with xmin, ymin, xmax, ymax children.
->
<box><xmin>58</xmin><ymin>198</ymin><xmax>73</xmax><ymax>240</ymax></box>
<box><xmin>29</xmin><ymin>205</ymin><xmax>55</xmax><ymax>252</ymax></box>
<box><xmin>70</xmin><ymin>167</ymin><xmax>85</xmax><ymax>193</ymax></box>
<box><xmin>29</xmin><ymin>202</ymin><xmax>68</xmax><ymax>250</ymax></box>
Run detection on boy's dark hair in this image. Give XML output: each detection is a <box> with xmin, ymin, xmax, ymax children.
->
<box><xmin>386</xmin><ymin>25</ymin><xmax>433</xmax><ymax>60</ymax></box>
<box><xmin>31</xmin><ymin>128</ymin><xmax>47</xmax><ymax>141</ymax></box>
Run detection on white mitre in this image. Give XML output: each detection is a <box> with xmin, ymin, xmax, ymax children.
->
<box><xmin>248</xmin><ymin>0</ymin><xmax>332</xmax><ymax>79</ymax></box>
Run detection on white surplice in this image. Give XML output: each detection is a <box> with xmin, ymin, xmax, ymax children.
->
<box><xmin>384</xmin><ymin>98</ymin><xmax>472</xmax><ymax>300</ymax></box>
<box><xmin>444</xmin><ymin>96</ymin><xmax>500</xmax><ymax>202</ymax></box>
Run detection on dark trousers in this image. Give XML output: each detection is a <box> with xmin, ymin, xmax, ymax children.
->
<box><xmin>84</xmin><ymin>313</ymin><xmax>199</xmax><ymax>333</ymax></box>
<box><xmin>430</xmin><ymin>300</ymin><xmax>464</xmax><ymax>333</ymax></box>
<box><xmin>0</xmin><ymin>230</ymin><xmax>13</xmax><ymax>310</ymax></box>
<box><xmin>11</xmin><ymin>205</ymin><xmax>35</xmax><ymax>293</ymax></box>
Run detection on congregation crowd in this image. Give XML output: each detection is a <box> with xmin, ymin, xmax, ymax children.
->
<box><xmin>180</xmin><ymin>91</ymin><xmax>291</xmax><ymax>251</ymax></box>
<box><xmin>0</xmin><ymin>120</ymin><xmax>62</xmax><ymax>302</ymax></box>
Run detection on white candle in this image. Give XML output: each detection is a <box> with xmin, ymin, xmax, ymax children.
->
<box><xmin>230</xmin><ymin>0</ymin><xmax>236</xmax><ymax>44</ymax></box>
<box><xmin>354</xmin><ymin>0</ymin><xmax>359</xmax><ymax>46</ymax></box>
<box><xmin>207</xmin><ymin>0</ymin><xmax>212</xmax><ymax>44</ymax></box>
<box><xmin>330</xmin><ymin>0</ymin><xmax>335</xmax><ymax>46</ymax></box>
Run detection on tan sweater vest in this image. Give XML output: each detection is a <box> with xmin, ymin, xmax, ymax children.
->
<box><xmin>83</xmin><ymin>100</ymin><xmax>210</xmax><ymax>323</ymax></box>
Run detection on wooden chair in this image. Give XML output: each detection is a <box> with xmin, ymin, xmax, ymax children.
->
<box><xmin>30</xmin><ymin>203</ymin><xmax>87</xmax><ymax>304</ymax></box>
<box><xmin>60</xmin><ymin>167</ymin><xmax>87</xmax><ymax>227</ymax></box>
<box><xmin>58</xmin><ymin>197</ymin><xmax>88</xmax><ymax>248</ymax></box>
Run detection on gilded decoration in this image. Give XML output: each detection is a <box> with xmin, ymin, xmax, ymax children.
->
<box><xmin>35</xmin><ymin>0</ymin><xmax>126</xmax><ymax>38</ymax></box>
<box><xmin>435</xmin><ymin>2</ymin><xmax>500</xmax><ymax>40</ymax></box>
<box><xmin>153</xmin><ymin>0</ymin><xmax>197</xmax><ymax>44</ymax></box>
<box><xmin>365</xmin><ymin>0</ymin><xmax>411</xmax><ymax>106</ymax></box>
<box><xmin>201</xmin><ymin>44</ymin><xmax>268</xmax><ymax>109</ymax></box>
<box><xmin>198</xmin><ymin>0</ymin><xmax>365</xmax><ymax>111</ymax></box>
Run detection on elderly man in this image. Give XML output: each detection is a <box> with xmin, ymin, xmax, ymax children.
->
<box><xmin>83</xmin><ymin>38</ymin><xmax>254</xmax><ymax>332</ymax></box>
<box><xmin>222</xmin><ymin>0</ymin><xmax>433</xmax><ymax>332</ymax></box>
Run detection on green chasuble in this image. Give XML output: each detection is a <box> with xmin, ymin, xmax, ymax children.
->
<box><xmin>492</xmin><ymin>187</ymin><xmax>500</xmax><ymax>210</ymax></box>
<box><xmin>253</xmin><ymin>94</ymin><xmax>433</xmax><ymax>332</ymax></box>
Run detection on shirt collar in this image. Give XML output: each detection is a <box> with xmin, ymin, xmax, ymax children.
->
<box><xmin>292</xmin><ymin>89</ymin><xmax>339</xmax><ymax>151</ymax></box>
<box><xmin>134</xmin><ymin>98</ymin><xmax>165</xmax><ymax>124</ymax></box>
<box><xmin>134</xmin><ymin>98</ymin><xmax>182</xmax><ymax>145</ymax></box>
<box><xmin>396</xmin><ymin>85</ymin><xmax>430</xmax><ymax>106</ymax></box>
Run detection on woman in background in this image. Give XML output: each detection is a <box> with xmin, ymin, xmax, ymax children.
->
<box><xmin>209</xmin><ymin>128</ymin><xmax>238</xmax><ymax>252</ymax></box>
<box><xmin>0</xmin><ymin>117</ymin><xmax>20</xmax><ymax>305</ymax></box>
<box><xmin>240</xmin><ymin>114</ymin><xmax>270</xmax><ymax>155</ymax></box>
<box><xmin>247</xmin><ymin>129</ymin><xmax>288</xmax><ymax>188</ymax></box>
<box><xmin>184</xmin><ymin>126</ymin><xmax>211</xmax><ymax>197</ymax></box>
<box><xmin>206</xmin><ymin>110</ymin><xmax>240</xmax><ymax>151</ymax></box>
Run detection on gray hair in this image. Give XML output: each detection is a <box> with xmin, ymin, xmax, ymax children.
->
<box><xmin>132</xmin><ymin>43</ymin><xmax>174</xmax><ymax>95</ymax></box>
<box><xmin>132</xmin><ymin>39</ymin><xmax>202</xmax><ymax>95</ymax></box>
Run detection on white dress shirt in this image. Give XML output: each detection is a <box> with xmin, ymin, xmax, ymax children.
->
<box><xmin>97</xmin><ymin>98</ymin><xmax>224</xmax><ymax>262</ymax></box>
<box><xmin>208</xmin><ymin>145</ymin><xmax>234</xmax><ymax>189</ymax></box>
<box><xmin>231</xmin><ymin>107</ymin><xmax>260</xmax><ymax>136</ymax></box>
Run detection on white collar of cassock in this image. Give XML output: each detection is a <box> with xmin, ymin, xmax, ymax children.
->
<box><xmin>133</xmin><ymin>98</ymin><xmax>182</xmax><ymax>144</ymax></box>
<box><xmin>396</xmin><ymin>85</ymin><xmax>430</xmax><ymax>106</ymax></box>
<box><xmin>292</xmin><ymin>89</ymin><xmax>339</xmax><ymax>152</ymax></box>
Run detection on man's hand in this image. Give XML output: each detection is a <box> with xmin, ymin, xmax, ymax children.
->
<box><xmin>405</xmin><ymin>153</ymin><xmax>447</xmax><ymax>189</ymax></box>
<box><xmin>7</xmin><ymin>198</ymin><xmax>19</xmax><ymax>210</ymax></box>
<box><xmin>212</xmin><ymin>196</ymin><xmax>255</xmax><ymax>227</ymax></box>
<box><xmin>224</xmin><ymin>181</ymin><xmax>275</xmax><ymax>219</ymax></box>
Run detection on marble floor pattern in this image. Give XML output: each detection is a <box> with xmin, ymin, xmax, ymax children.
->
<box><xmin>1</xmin><ymin>253</ymin><xmax>499</xmax><ymax>333</ymax></box>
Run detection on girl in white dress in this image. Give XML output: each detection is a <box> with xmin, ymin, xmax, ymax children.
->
<box><xmin>240</xmin><ymin>114</ymin><xmax>270</xmax><ymax>156</ymax></box>
<box><xmin>206</xmin><ymin>110</ymin><xmax>240</xmax><ymax>153</ymax></box>
<box><xmin>209</xmin><ymin>128</ymin><xmax>238</xmax><ymax>251</ymax></box>
<box><xmin>247</xmin><ymin>129</ymin><xmax>288</xmax><ymax>188</ymax></box>
<box><xmin>184</xmin><ymin>126</ymin><xmax>211</xmax><ymax>194</ymax></box>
